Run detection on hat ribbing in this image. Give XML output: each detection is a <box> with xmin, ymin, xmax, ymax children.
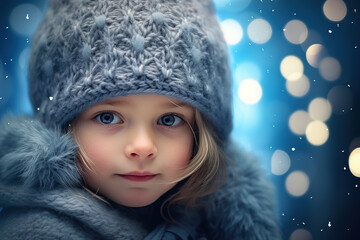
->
<box><xmin>29</xmin><ymin>0</ymin><xmax>232</xmax><ymax>140</ymax></box>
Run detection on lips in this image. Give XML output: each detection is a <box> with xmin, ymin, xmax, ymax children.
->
<box><xmin>117</xmin><ymin>172</ymin><xmax>158</xmax><ymax>182</ymax></box>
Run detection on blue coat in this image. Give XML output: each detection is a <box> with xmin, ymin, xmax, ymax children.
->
<box><xmin>0</xmin><ymin>116</ymin><xmax>281</xmax><ymax>239</ymax></box>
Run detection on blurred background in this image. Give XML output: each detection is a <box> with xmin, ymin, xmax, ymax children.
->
<box><xmin>0</xmin><ymin>0</ymin><xmax>359</xmax><ymax>239</ymax></box>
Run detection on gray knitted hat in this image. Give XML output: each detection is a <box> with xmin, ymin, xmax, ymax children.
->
<box><xmin>29</xmin><ymin>0</ymin><xmax>232</xmax><ymax>140</ymax></box>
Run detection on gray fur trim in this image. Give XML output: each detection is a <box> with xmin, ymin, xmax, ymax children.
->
<box><xmin>0</xmin><ymin>186</ymin><xmax>148</xmax><ymax>239</ymax></box>
<box><xmin>0</xmin><ymin>115</ymin><xmax>280</xmax><ymax>239</ymax></box>
<box><xmin>205</xmin><ymin>142</ymin><xmax>281</xmax><ymax>239</ymax></box>
<box><xmin>0</xmin><ymin>115</ymin><xmax>80</xmax><ymax>190</ymax></box>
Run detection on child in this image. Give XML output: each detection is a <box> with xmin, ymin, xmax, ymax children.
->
<box><xmin>0</xmin><ymin>0</ymin><xmax>280</xmax><ymax>239</ymax></box>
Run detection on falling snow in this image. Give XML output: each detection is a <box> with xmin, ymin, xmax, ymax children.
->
<box><xmin>1</xmin><ymin>0</ymin><xmax>360</xmax><ymax>239</ymax></box>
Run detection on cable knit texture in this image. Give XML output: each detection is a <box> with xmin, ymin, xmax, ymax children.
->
<box><xmin>1</xmin><ymin>0</ymin><xmax>281</xmax><ymax>238</ymax></box>
<box><xmin>29</xmin><ymin>0</ymin><xmax>232</xmax><ymax>141</ymax></box>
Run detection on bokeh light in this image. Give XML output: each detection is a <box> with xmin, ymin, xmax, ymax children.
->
<box><xmin>286</xmin><ymin>171</ymin><xmax>310</xmax><ymax>197</ymax></box>
<box><xmin>234</xmin><ymin>62</ymin><xmax>261</xmax><ymax>85</ymax></box>
<box><xmin>9</xmin><ymin>4</ymin><xmax>43</xmax><ymax>36</ymax></box>
<box><xmin>286</xmin><ymin>74</ymin><xmax>310</xmax><ymax>97</ymax></box>
<box><xmin>247</xmin><ymin>18</ymin><xmax>272</xmax><ymax>44</ymax></box>
<box><xmin>237</xmin><ymin>78</ymin><xmax>262</xmax><ymax>105</ymax></box>
<box><xmin>305</xmin><ymin>121</ymin><xmax>329</xmax><ymax>146</ymax></box>
<box><xmin>308</xmin><ymin>97</ymin><xmax>332</xmax><ymax>122</ymax></box>
<box><xmin>290</xmin><ymin>229</ymin><xmax>313</xmax><ymax>240</ymax></box>
<box><xmin>306</xmin><ymin>44</ymin><xmax>328</xmax><ymax>68</ymax></box>
<box><xmin>1</xmin><ymin>0</ymin><xmax>360</xmax><ymax>239</ymax></box>
<box><xmin>284</xmin><ymin>20</ymin><xmax>308</xmax><ymax>44</ymax></box>
<box><xmin>350</xmin><ymin>137</ymin><xmax>360</xmax><ymax>153</ymax></box>
<box><xmin>221</xmin><ymin>19</ymin><xmax>243</xmax><ymax>45</ymax></box>
<box><xmin>349</xmin><ymin>148</ymin><xmax>360</xmax><ymax>178</ymax></box>
<box><xmin>271</xmin><ymin>150</ymin><xmax>291</xmax><ymax>175</ymax></box>
<box><xmin>280</xmin><ymin>55</ymin><xmax>304</xmax><ymax>81</ymax></box>
<box><xmin>289</xmin><ymin>110</ymin><xmax>311</xmax><ymax>135</ymax></box>
<box><xmin>327</xmin><ymin>85</ymin><xmax>353</xmax><ymax>114</ymax></box>
<box><xmin>323</xmin><ymin>0</ymin><xmax>347</xmax><ymax>22</ymax></box>
<box><xmin>319</xmin><ymin>57</ymin><xmax>341</xmax><ymax>81</ymax></box>
<box><xmin>300</xmin><ymin>30</ymin><xmax>324</xmax><ymax>52</ymax></box>
<box><xmin>19</xmin><ymin>47</ymin><xmax>31</xmax><ymax>70</ymax></box>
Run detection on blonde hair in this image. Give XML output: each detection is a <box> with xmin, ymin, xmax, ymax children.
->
<box><xmin>70</xmin><ymin>109</ymin><xmax>227</xmax><ymax>221</ymax></box>
<box><xmin>161</xmin><ymin>110</ymin><xmax>226</xmax><ymax>212</ymax></box>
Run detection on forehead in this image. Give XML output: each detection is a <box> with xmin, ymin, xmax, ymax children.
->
<box><xmin>97</xmin><ymin>94</ymin><xmax>191</xmax><ymax>108</ymax></box>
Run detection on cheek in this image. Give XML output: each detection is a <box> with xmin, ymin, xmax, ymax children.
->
<box><xmin>162</xmin><ymin>134</ymin><xmax>194</xmax><ymax>169</ymax></box>
<box><xmin>78</xmin><ymin>134</ymin><xmax>115</xmax><ymax>171</ymax></box>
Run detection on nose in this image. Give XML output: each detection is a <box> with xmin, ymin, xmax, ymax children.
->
<box><xmin>124</xmin><ymin>127</ymin><xmax>157</xmax><ymax>161</ymax></box>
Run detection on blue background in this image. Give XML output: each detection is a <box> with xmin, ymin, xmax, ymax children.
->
<box><xmin>1</xmin><ymin>0</ymin><xmax>360</xmax><ymax>239</ymax></box>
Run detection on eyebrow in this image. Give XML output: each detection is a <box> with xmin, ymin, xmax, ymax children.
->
<box><xmin>100</xmin><ymin>100</ymin><xmax>129</xmax><ymax>106</ymax></box>
<box><xmin>161</xmin><ymin>101</ymin><xmax>190</xmax><ymax>109</ymax></box>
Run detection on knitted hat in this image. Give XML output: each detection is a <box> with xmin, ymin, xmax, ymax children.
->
<box><xmin>29</xmin><ymin>0</ymin><xmax>232</xmax><ymax>141</ymax></box>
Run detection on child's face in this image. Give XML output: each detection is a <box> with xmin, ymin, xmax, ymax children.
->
<box><xmin>73</xmin><ymin>94</ymin><xmax>195</xmax><ymax>207</ymax></box>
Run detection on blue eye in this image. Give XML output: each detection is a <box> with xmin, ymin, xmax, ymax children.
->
<box><xmin>158</xmin><ymin>114</ymin><xmax>182</xmax><ymax>127</ymax></box>
<box><xmin>95</xmin><ymin>112</ymin><xmax>122</xmax><ymax>125</ymax></box>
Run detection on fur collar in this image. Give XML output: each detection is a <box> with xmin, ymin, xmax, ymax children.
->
<box><xmin>0</xmin><ymin>115</ymin><xmax>280</xmax><ymax>239</ymax></box>
<box><xmin>0</xmin><ymin>115</ymin><xmax>80</xmax><ymax>190</ymax></box>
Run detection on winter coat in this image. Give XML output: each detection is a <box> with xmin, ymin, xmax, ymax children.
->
<box><xmin>0</xmin><ymin>116</ymin><xmax>281</xmax><ymax>239</ymax></box>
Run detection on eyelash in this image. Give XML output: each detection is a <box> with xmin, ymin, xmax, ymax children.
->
<box><xmin>92</xmin><ymin>111</ymin><xmax>185</xmax><ymax>127</ymax></box>
<box><xmin>158</xmin><ymin>113</ymin><xmax>184</xmax><ymax>127</ymax></box>
<box><xmin>93</xmin><ymin>111</ymin><xmax>123</xmax><ymax>125</ymax></box>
